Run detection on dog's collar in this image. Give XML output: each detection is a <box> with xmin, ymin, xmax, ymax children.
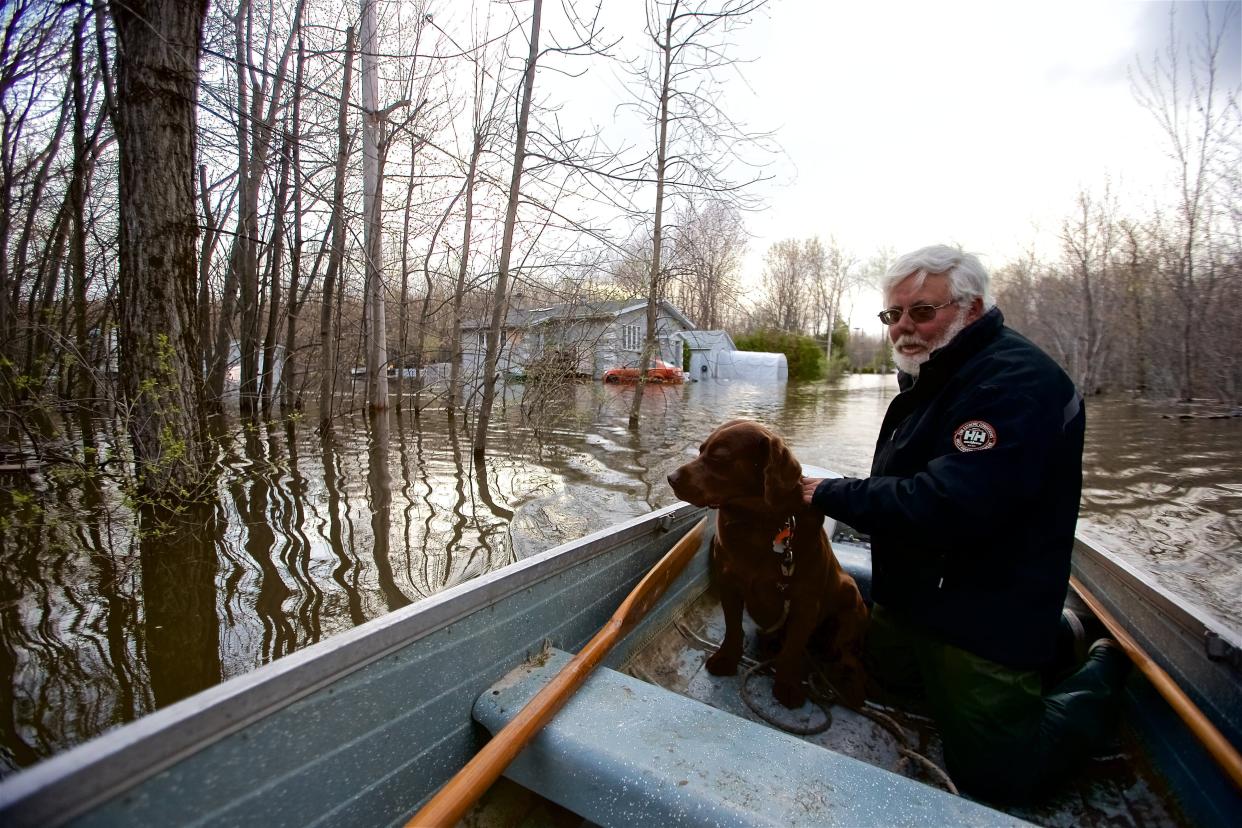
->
<box><xmin>773</xmin><ymin>516</ymin><xmax>795</xmax><ymax>586</ymax></box>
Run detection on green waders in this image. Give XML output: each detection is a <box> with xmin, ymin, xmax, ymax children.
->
<box><xmin>866</xmin><ymin>603</ymin><xmax>1128</xmax><ymax>804</ymax></box>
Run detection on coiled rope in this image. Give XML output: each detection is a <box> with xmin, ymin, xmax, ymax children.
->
<box><xmin>671</xmin><ymin>619</ymin><xmax>958</xmax><ymax>794</ymax></box>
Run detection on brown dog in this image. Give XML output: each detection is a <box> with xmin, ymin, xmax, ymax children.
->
<box><xmin>667</xmin><ymin>419</ymin><xmax>868</xmax><ymax>709</ymax></box>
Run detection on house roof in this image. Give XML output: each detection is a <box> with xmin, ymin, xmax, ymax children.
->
<box><xmin>677</xmin><ymin>330</ymin><xmax>736</xmax><ymax>351</ymax></box>
<box><xmin>461</xmin><ymin>298</ymin><xmax>694</xmax><ymax>331</ymax></box>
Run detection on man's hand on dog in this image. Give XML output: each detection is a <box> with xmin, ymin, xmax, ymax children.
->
<box><xmin>800</xmin><ymin>476</ymin><xmax>823</xmax><ymax>506</ymax></box>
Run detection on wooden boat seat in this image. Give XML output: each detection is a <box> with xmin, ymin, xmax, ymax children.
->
<box><xmin>474</xmin><ymin>647</ymin><xmax>1022</xmax><ymax>827</ymax></box>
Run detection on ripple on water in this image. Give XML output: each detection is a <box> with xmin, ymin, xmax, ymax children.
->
<box><xmin>2</xmin><ymin>376</ymin><xmax>1239</xmax><ymax>774</ymax></box>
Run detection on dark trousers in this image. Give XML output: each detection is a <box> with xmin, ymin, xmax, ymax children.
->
<box><xmin>866</xmin><ymin>603</ymin><xmax>1125</xmax><ymax>803</ymax></box>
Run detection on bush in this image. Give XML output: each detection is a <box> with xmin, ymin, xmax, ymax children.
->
<box><xmin>733</xmin><ymin>329</ymin><xmax>825</xmax><ymax>381</ymax></box>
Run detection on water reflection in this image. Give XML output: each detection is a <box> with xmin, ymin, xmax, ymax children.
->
<box><xmin>1079</xmin><ymin>397</ymin><xmax>1242</xmax><ymax>623</ymax></box>
<box><xmin>0</xmin><ymin>375</ymin><xmax>1238</xmax><ymax>774</ymax></box>
<box><xmin>367</xmin><ymin>410</ymin><xmax>411</xmax><ymax>612</ymax></box>
<box><xmin>140</xmin><ymin>504</ymin><xmax>221</xmax><ymax>707</ymax></box>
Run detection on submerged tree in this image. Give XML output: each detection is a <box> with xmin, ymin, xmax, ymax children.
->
<box><xmin>623</xmin><ymin>0</ymin><xmax>771</xmax><ymax>430</ymax></box>
<box><xmin>109</xmin><ymin>0</ymin><xmax>213</xmax><ymax>497</ymax></box>
<box><xmin>472</xmin><ymin>0</ymin><xmax>543</xmax><ymax>462</ymax></box>
<box><xmin>1131</xmin><ymin>1</ymin><xmax>1240</xmax><ymax>400</ymax></box>
<box><xmin>318</xmin><ymin>27</ymin><xmax>356</xmax><ymax>429</ymax></box>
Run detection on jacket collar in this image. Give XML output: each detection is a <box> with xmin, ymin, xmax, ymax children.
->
<box><xmin>896</xmin><ymin>306</ymin><xmax>1004</xmax><ymax>392</ymax></box>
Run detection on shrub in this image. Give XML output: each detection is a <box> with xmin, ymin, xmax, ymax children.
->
<box><xmin>733</xmin><ymin>329</ymin><xmax>825</xmax><ymax>381</ymax></box>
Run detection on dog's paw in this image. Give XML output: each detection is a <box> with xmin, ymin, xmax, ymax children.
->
<box><xmin>830</xmin><ymin>659</ymin><xmax>868</xmax><ymax>710</ymax></box>
<box><xmin>773</xmin><ymin>678</ymin><xmax>807</xmax><ymax>709</ymax></box>
<box><xmin>705</xmin><ymin>649</ymin><xmax>740</xmax><ymax>676</ymax></box>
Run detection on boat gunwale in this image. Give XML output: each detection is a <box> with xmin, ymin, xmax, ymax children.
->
<box><xmin>0</xmin><ymin>501</ymin><xmax>705</xmax><ymax>824</ymax></box>
<box><xmin>1072</xmin><ymin>524</ymin><xmax>1242</xmax><ymax>653</ymax></box>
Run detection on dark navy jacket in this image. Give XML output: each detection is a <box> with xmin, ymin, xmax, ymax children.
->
<box><xmin>812</xmin><ymin>307</ymin><xmax>1085</xmax><ymax>669</ymax></box>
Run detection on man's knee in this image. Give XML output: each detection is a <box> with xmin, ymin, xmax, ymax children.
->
<box><xmin>921</xmin><ymin>644</ymin><xmax>1046</xmax><ymax>802</ymax></box>
<box><xmin>862</xmin><ymin>604</ymin><xmax>925</xmax><ymax>700</ymax></box>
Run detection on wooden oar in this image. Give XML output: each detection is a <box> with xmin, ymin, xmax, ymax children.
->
<box><xmin>408</xmin><ymin>515</ymin><xmax>710</xmax><ymax>827</ymax></box>
<box><xmin>1069</xmin><ymin>575</ymin><xmax>1242</xmax><ymax>791</ymax></box>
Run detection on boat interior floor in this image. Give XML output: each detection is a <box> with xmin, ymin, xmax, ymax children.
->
<box><xmin>615</xmin><ymin>587</ymin><xmax>1189</xmax><ymax>828</ymax></box>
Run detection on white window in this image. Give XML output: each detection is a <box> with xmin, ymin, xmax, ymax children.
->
<box><xmin>622</xmin><ymin>324</ymin><xmax>642</xmax><ymax>351</ymax></box>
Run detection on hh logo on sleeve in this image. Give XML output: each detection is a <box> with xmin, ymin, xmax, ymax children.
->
<box><xmin>954</xmin><ymin>420</ymin><xmax>997</xmax><ymax>452</ymax></box>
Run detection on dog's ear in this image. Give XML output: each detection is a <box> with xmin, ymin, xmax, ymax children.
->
<box><xmin>763</xmin><ymin>431</ymin><xmax>802</xmax><ymax>508</ymax></box>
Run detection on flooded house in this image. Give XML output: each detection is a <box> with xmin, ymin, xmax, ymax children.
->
<box><xmin>459</xmin><ymin>298</ymin><xmax>695</xmax><ymax>381</ymax></box>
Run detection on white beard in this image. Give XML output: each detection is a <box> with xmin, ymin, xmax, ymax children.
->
<box><xmin>891</xmin><ymin>305</ymin><xmax>971</xmax><ymax>377</ymax></box>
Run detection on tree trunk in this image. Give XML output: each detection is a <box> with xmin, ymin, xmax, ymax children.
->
<box><xmin>318</xmin><ymin>27</ymin><xmax>355</xmax><ymax>428</ymax></box>
<box><xmin>69</xmin><ymin>7</ymin><xmax>93</xmax><ymax>406</ymax></box>
<box><xmin>360</xmin><ymin>0</ymin><xmax>388</xmax><ymax>412</ymax></box>
<box><xmin>473</xmin><ymin>0</ymin><xmax>542</xmax><ymax>461</ymax></box>
<box><xmin>412</xmin><ymin>182</ymin><xmax>461</xmax><ymax>414</ymax></box>
<box><xmin>234</xmin><ymin>1</ymin><xmax>263</xmax><ymax>416</ymax></box>
<box><xmin>1</xmin><ymin>60</ymin><xmax>72</xmax><ymax>402</ymax></box>
<box><xmin>260</xmin><ymin>141</ymin><xmax>291</xmax><ymax>416</ymax></box>
<box><xmin>448</xmin><ymin>133</ymin><xmax>483</xmax><ymax>413</ymax></box>
<box><xmin>628</xmin><ymin>6</ymin><xmax>674</xmax><ymax>431</ymax></box>
<box><xmin>210</xmin><ymin>0</ymin><xmax>306</xmax><ymax>412</ymax></box>
<box><xmin>395</xmin><ymin>139</ymin><xmax>417</xmax><ymax>407</ymax></box>
<box><xmin>108</xmin><ymin>0</ymin><xmax>212</xmax><ymax>498</ymax></box>
<box><xmin>283</xmin><ymin>36</ymin><xmax>306</xmax><ymax>413</ymax></box>
<box><xmin>197</xmin><ymin>164</ymin><xmax>223</xmax><ymax>390</ymax></box>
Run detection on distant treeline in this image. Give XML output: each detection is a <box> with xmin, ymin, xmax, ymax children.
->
<box><xmin>0</xmin><ymin>1</ymin><xmax>1236</xmax><ymax>502</ymax></box>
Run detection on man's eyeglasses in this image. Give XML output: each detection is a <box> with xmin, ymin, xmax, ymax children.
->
<box><xmin>877</xmin><ymin>300</ymin><xmax>956</xmax><ymax>326</ymax></box>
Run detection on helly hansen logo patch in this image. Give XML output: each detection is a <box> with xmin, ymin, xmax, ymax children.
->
<box><xmin>954</xmin><ymin>420</ymin><xmax>997</xmax><ymax>452</ymax></box>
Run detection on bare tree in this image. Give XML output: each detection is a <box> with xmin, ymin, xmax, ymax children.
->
<box><xmin>473</xmin><ymin>0</ymin><xmax>543</xmax><ymax>461</ymax></box>
<box><xmin>668</xmin><ymin>199</ymin><xmax>746</xmax><ymax>328</ymax></box>
<box><xmin>760</xmin><ymin>238</ymin><xmax>808</xmax><ymax>332</ymax></box>
<box><xmin>0</xmin><ymin>0</ymin><xmax>71</xmax><ymax>407</ymax></box>
<box><xmin>1117</xmin><ymin>219</ymin><xmax>1157</xmax><ymax>394</ymax></box>
<box><xmin>360</xmin><ymin>0</ymin><xmax>389</xmax><ymax>412</ymax></box>
<box><xmin>624</xmin><ymin>0</ymin><xmax>770</xmax><ymax>429</ymax></box>
<box><xmin>108</xmin><ymin>0</ymin><xmax>212</xmax><ymax>496</ymax></box>
<box><xmin>991</xmin><ymin>249</ymin><xmax>1044</xmax><ymax>337</ymax></box>
<box><xmin>318</xmin><ymin>27</ymin><xmax>357</xmax><ymax>428</ymax></box>
<box><xmin>1059</xmin><ymin>186</ymin><xmax>1119</xmax><ymax>395</ymax></box>
<box><xmin>1131</xmin><ymin>1</ymin><xmax>1240</xmax><ymax>400</ymax></box>
<box><xmin>259</xmin><ymin>138</ymin><xmax>291</xmax><ymax>415</ymax></box>
<box><xmin>205</xmin><ymin>0</ymin><xmax>306</xmax><ymax>413</ymax></box>
<box><xmin>446</xmin><ymin>68</ymin><xmax>498</xmax><ymax>412</ymax></box>
<box><xmin>68</xmin><ymin>3</ymin><xmax>94</xmax><ymax>406</ymax></box>
<box><xmin>811</xmin><ymin>237</ymin><xmax>858</xmax><ymax>362</ymax></box>
<box><xmin>281</xmin><ymin>34</ymin><xmax>306</xmax><ymax>413</ymax></box>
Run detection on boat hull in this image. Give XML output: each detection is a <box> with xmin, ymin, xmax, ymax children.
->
<box><xmin>2</xmin><ymin>504</ymin><xmax>1237</xmax><ymax>827</ymax></box>
<box><xmin>0</xmin><ymin>503</ymin><xmax>709</xmax><ymax>827</ymax></box>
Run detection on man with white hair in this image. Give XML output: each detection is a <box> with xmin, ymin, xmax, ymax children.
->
<box><xmin>802</xmin><ymin>244</ymin><xmax>1128</xmax><ymax>803</ymax></box>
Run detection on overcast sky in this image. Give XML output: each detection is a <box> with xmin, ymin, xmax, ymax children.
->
<box><xmin>545</xmin><ymin>0</ymin><xmax>1238</xmax><ymax>326</ymax></box>
<box><xmin>509</xmin><ymin>1</ymin><xmax>1240</xmax><ymax>325</ymax></box>
<box><xmin>726</xmin><ymin>0</ymin><xmax>1240</xmax><ymax>320</ymax></box>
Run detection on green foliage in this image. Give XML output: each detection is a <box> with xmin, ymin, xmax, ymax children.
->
<box><xmin>733</xmin><ymin>329</ymin><xmax>825</xmax><ymax>381</ymax></box>
<box><xmin>824</xmin><ymin>321</ymin><xmax>851</xmax><ymax>378</ymax></box>
<box><xmin>857</xmin><ymin>347</ymin><xmax>895</xmax><ymax>374</ymax></box>
<box><xmin>830</xmin><ymin>321</ymin><xmax>849</xmax><ymax>357</ymax></box>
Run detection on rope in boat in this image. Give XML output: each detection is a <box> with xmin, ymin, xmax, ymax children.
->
<box><xmin>670</xmin><ymin>619</ymin><xmax>958</xmax><ymax>794</ymax></box>
<box><xmin>740</xmin><ymin>659</ymin><xmax>833</xmax><ymax>735</ymax></box>
<box><xmin>671</xmin><ymin>620</ymin><xmax>833</xmax><ymax>732</ymax></box>
<box><xmin>849</xmin><ymin>695</ymin><xmax>959</xmax><ymax>795</ymax></box>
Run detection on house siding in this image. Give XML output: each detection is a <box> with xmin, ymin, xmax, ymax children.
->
<box><xmin>459</xmin><ymin>301</ymin><xmax>692</xmax><ymax>380</ymax></box>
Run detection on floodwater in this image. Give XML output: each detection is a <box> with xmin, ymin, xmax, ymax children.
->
<box><xmin>0</xmin><ymin>374</ymin><xmax>1239</xmax><ymax>775</ymax></box>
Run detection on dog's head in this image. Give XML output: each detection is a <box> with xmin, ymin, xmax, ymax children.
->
<box><xmin>667</xmin><ymin>419</ymin><xmax>803</xmax><ymax>511</ymax></box>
